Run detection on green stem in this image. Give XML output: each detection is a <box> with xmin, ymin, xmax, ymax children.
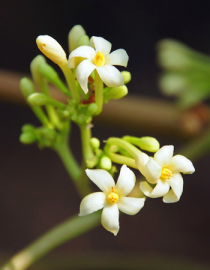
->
<box><xmin>0</xmin><ymin>213</ymin><xmax>100</xmax><ymax>270</ymax></box>
<box><xmin>60</xmin><ymin>64</ymin><xmax>80</xmax><ymax>104</ymax></box>
<box><xmin>106</xmin><ymin>137</ymin><xmax>142</xmax><ymax>158</ymax></box>
<box><xmin>95</xmin><ymin>71</ymin><xmax>103</xmax><ymax>115</ymax></box>
<box><xmin>109</xmin><ymin>153</ymin><xmax>138</xmax><ymax>169</ymax></box>
<box><xmin>80</xmin><ymin>124</ymin><xmax>97</xmax><ymax>168</ymax></box>
<box><xmin>31</xmin><ymin>107</ymin><xmax>52</xmax><ymax>129</ymax></box>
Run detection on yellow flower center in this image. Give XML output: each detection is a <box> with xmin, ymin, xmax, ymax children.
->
<box><xmin>160</xmin><ymin>168</ymin><xmax>172</xmax><ymax>180</ymax></box>
<box><xmin>107</xmin><ymin>188</ymin><xmax>119</xmax><ymax>204</ymax></box>
<box><xmin>94</xmin><ymin>51</ymin><xmax>105</xmax><ymax>67</ymax></box>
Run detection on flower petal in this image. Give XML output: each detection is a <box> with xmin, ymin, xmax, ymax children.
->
<box><xmin>76</xmin><ymin>59</ymin><xmax>96</xmax><ymax>94</ymax></box>
<box><xmin>79</xmin><ymin>192</ymin><xmax>106</xmax><ymax>216</ymax></box>
<box><xmin>163</xmin><ymin>173</ymin><xmax>183</xmax><ymax>203</ymax></box>
<box><xmin>101</xmin><ymin>204</ymin><xmax>119</xmax><ymax>236</ymax></box>
<box><xmin>117</xmin><ymin>197</ymin><xmax>145</xmax><ymax>215</ymax></box>
<box><xmin>105</xmin><ymin>49</ymin><xmax>129</xmax><ymax>67</ymax></box>
<box><xmin>140</xmin><ymin>179</ymin><xmax>170</xmax><ymax>198</ymax></box>
<box><xmin>90</xmin><ymin>36</ymin><xmax>112</xmax><ymax>56</ymax></box>
<box><xmin>144</xmin><ymin>158</ymin><xmax>162</xmax><ymax>184</ymax></box>
<box><xmin>154</xmin><ymin>145</ymin><xmax>174</xmax><ymax>167</ymax></box>
<box><xmin>86</xmin><ymin>168</ymin><xmax>115</xmax><ymax>193</ymax></box>
<box><xmin>168</xmin><ymin>155</ymin><xmax>195</xmax><ymax>174</ymax></box>
<box><xmin>68</xmin><ymin>45</ymin><xmax>96</xmax><ymax>68</ymax></box>
<box><xmin>135</xmin><ymin>152</ymin><xmax>150</xmax><ymax>175</ymax></box>
<box><xmin>115</xmin><ymin>165</ymin><xmax>136</xmax><ymax>196</ymax></box>
<box><xmin>97</xmin><ymin>65</ymin><xmax>124</xmax><ymax>87</ymax></box>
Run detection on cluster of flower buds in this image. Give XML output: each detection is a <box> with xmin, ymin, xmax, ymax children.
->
<box><xmin>157</xmin><ymin>39</ymin><xmax>210</xmax><ymax>109</ymax></box>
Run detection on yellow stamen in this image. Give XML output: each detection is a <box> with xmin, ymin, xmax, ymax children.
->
<box><xmin>160</xmin><ymin>168</ymin><xmax>172</xmax><ymax>180</ymax></box>
<box><xmin>107</xmin><ymin>189</ymin><xmax>119</xmax><ymax>204</ymax></box>
<box><xmin>94</xmin><ymin>51</ymin><xmax>105</xmax><ymax>67</ymax></box>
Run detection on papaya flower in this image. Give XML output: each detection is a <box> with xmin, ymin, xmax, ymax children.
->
<box><xmin>135</xmin><ymin>145</ymin><xmax>195</xmax><ymax>203</ymax></box>
<box><xmin>79</xmin><ymin>165</ymin><xmax>145</xmax><ymax>236</ymax></box>
<box><xmin>68</xmin><ymin>36</ymin><xmax>129</xmax><ymax>94</ymax></box>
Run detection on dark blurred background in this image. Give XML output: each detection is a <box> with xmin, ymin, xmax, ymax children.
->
<box><xmin>0</xmin><ymin>1</ymin><xmax>210</xmax><ymax>269</ymax></box>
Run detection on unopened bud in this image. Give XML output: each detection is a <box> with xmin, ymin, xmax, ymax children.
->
<box><xmin>77</xmin><ymin>35</ymin><xmax>90</xmax><ymax>47</ymax></box>
<box><xmin>41</xmin><ymin>128</ymin><xmax>57</xmax><ymax>141</ymax></box>
<box><xmin>121</xmin><ymin>71</ymin><xmax>131</xmax><ymax>84</ymax></box>
<box><xmin>27</xmin><ymin>93</ymin><xmax>49</xmax><ymax>106</ymax></box>
<box><xmin>20</xmin><ymin>78</ymin><xmax>36</xmax><ymax>99</ymax></box>
<box><xmin>36</xmin><ymin>35</ymin><xmax>67</xmax><ymax>65</ymax></box>
<box><xmin>138</xmin><ymin>137</ymin><xmax>160</xmax><ymax>152</ymax></box>
<box><xmin>87</xmin><ymin>103</ymin><xmax>98</xmax><ymax>115</ymax></box>
<box><xmin>104</xmin><ymin>85</ymin><xmax>128</xmax><ymax>103</ymax></box>
<box><xmin>38</xmin><ymin>63</ymin><xmax>70</xmax><ymax>96</ymax></box>
<box><xmin>100</xmin><ymin>156</ymin><xmax>112</xmax><ymax>170</ymax></box>
<box><xmin>21</xmin><ymin>124</ymin><xmax>35</xmax><ymax>133</ymax></box>
<box><xmin>30</xmin><ymin>55</ymin><xmax>46</xmax><ymax>88</ymax></box>
<box><xmin>68</xmin><ymin>25</ymin><xmax>86</xmax><ymax>52</ymax></box>
<box><xmin>20</xmin><ymin>132</ymin><xmax>37</xmax><ymax>144</ymax></box>
<box><xmin>90</xmin><ymin>137</ymin><xmax>100</xmax><ymax>149</ymax></box>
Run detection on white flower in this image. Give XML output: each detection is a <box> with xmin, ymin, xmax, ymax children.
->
<box><xmin>79</xmin><ymin>165</ymin><xmax>145</xmax><ymax>236</ymax></box>
<box><xmin>36</xmin><ymin>35</ymin><xmax>67</xmax><ymax>65</ymax></box>
<box><xmin>68</xmin><ymin>36</ymin><xmax>129</xmax><ymax>94</ymax></box>
<box><xmin>135</xmin><ymin>145</ymin><xmax>195</xmax><ymax>203</ymax></box>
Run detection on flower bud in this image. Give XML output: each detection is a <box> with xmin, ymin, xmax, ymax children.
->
<box><xmin>41</xmin><ymin>127</ymin><xmax>57</xmax><ymax>141</ymax></box>
<box><xmin>138</xmin><ymin>137</ymin><xmax>160</xmax><ymax>152</ymax></box>
<box><xmin>121</xmin><ymin>71</ymin><xmax>131</xmax><ymax>84</ymax></box>
<box><xmin>30</xmin><ymin>55</ymin><xmax>46</xmax><ymax>88</ymax></box>
<box><xmin>19</xmin><ymin>132</ymin><xmax>37</xmax><ymax>144</ymax></box>
<box><xmin>77</xmin><ymin>35</ymin><xmax>90</xmax><ymax>47</ymax></box>
<box><xmin>20</xmin><ymin>78</ymin><xmax>36</xmax><ymax>99</ymax></box>
<box><xmin>103</xmin><ymin>85</ymin><xmax>128</xmax><ymax>103</ymax></box>
<box><xmin>90</xmin><ymin>137</ymin><xmax>100</xmax><ymax>149</ymax></box>
<box><xmin>38</xmin><ymin>63</ymin><xmax>71</xmax><ymax>96</ymax></box>
<box><xmin>87</xmin><ymin>103</ymin><xmax>98</xmax><ymax>115</ymax></box>
<box><xmin>99</xmin><ymin>156</ymin><xmax>112</xmax><ymax>170</ymax></box>
<box><xmin>21</xmin><ymin>124</ymin><xmax>35</xmax><ymax>133</ymax></box>
<box><xmin>68</xmin><ymin>25</ymin><xmax>86</xmax><ymax>52</ymax></box>
<box><xmin>27</xmin><ymin>93</ymin><xmax>49</xmax><ymax>106</ymax></box>
<box><xmin>36</xmin><ymin>35</ymin><xmax>67</xmax><ymax>65</ymax></box>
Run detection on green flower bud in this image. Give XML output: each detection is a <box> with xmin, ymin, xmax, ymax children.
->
<box><xmin>21</xmin><ymin>124</ymin><xmax>35</xmax><ymax>133</ymax></box>
<box><xmin>38</xmin><ymin>63</ymin><xmax>71</xmax><ymax>96</ymax></box>
<box><xmin>86</xmin><ymin>156</ymin><xmax>98</xmax><ymax>168</ymax></box>
<box><xmin>87</xmin><ymin>103</ymin><xmax>98</xmax><ymax>115</ymax></box>
<box><xmin>138</xmin><ymin>137</ymin><xmax>160</xmax><ymax>152</ymax></box>
<box><xmin>30</xmin><ymin>55</ymin><xmax>46</xmax><ymax>88</ymax></box>
<box><xmin>99</xmin><ymin>156</ymin><xmax>112</xmax><ymax>170</ymax></box>
<box><xmin>68</xmin><ymin>25</ymin><xmax>86</xmax><ymax>52</ymax></box>
<box><xmin>77</xmin><ymin>35</ymin><xmax>90</xmax><ymax>47</ymax></box>
<box><xmin>121</xmin><ymin>71</ymin><xmax>131</xmax><ymax>84</ymax></box>
<box><xmin>27</xmin><ymin>93</ymin><xmax>49</xmax><ymax>106</ymax></box>
<box><xmin>41</xmin><ymin>128</ymin><xmax>57</xmax><ymax>141</ymax></box>
<box><xmin>103</xmin><ymin>85</ymin><xmax>128</xmax><ymax>103</ymax></box>
<box><xmin>90</xmin><ymin>137</ymin><xmax>100</xmax><ymax>149</ymax></box>
<box><xmin>20</xmin><ymin>78</ymin><xmax>36</xmax><ymax>99</ymax></box>
<box><xmin>123</xmin><ymin>136</ymin><xmax>160</xmax><ymax>152</ymax></box>
<box><xmin>19</xmin><ymin>132</ymin><xmax>37</xmax><ymax>144</ymax></box>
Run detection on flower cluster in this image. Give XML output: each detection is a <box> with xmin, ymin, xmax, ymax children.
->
<box><xmin>80</xmin><ymin>145</ymin><xmax>195</xmax><ymax>235</ymax></box>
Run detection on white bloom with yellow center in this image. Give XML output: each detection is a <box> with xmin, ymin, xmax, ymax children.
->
<box><xmin>68</xmin><ymin>36</ymin><xmax>129</xmax><ymax>94</ymax></box>
<box><xmin>79</xmin><ymin>165</ymin><xmax>145</xmax><ymax>236</ymax></box>
<box><xmin>136</xmin><ymin>145</ymin><xmax>195</xmax><ymax>203</ymax></box>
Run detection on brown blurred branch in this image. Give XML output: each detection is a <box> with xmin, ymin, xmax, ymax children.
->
<box><xmin>0</xmin><ymin>69</ymin><xmax>208</xmax><ymax>139</ymax></box>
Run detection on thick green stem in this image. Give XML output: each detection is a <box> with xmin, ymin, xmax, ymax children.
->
<box><xmin>109</xmin><ymin>153</ymin><xmax>138</xmax><ymax>169</ymax></box>
<box><xmin>95</xmin><ymin>71</ymin><xmax>103</xmax><ymax>115</ymax></box>
<box><xmin>60</xmin><ymin>64</ymin><xmax>80</xmax><ymax>104</ymax></box>
<box><xmin>80</xmin><ymin>124</ymin><xmax>97</xmax><ymax>168</ymax></box>
<box><xmin>0</xmin><ymin>213</ymin><xmax>100</xmax><ymax>270</ymax></box>
<box><xmin>107</xmin><ymin>137</ymin><xmax>142</xmax><ymax>159</ymax></box>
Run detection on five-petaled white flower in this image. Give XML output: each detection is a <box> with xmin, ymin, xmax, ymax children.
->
<box><xmin>79</xmin><ymin>165</ymin><xmax>145</xmax><ymax>236</ymax></box>
<box><xmin>135</xmin><ymin>145</ymin><xmax>195</xmax><ymax>203</ymax></box>
<box><xmin>68</xmin><ymin>36</ymin><xmax>129</xmax><ymax>94</ymax></box>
